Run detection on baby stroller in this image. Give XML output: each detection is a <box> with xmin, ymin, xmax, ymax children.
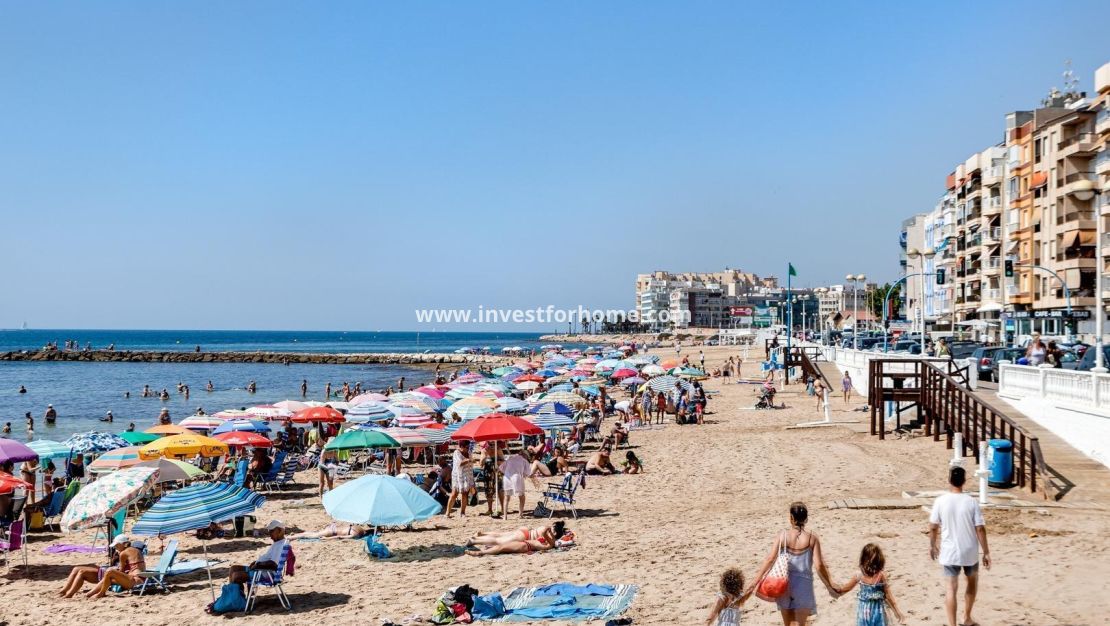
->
<box><xmin>754</xmin><ymin>383</ymin><xmax>778</xmax><ymax>410</ymax></box>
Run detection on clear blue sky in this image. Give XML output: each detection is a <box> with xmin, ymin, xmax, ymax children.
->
<box><xmin>2</xmin><ymin>2</ymin><xmax>1107</xmax><ymax>330</ymax></box>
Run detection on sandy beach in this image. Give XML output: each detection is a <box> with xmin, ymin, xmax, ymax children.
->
<box><xmin>2</xmin><ymin>344</ymin><xmax>1107</xmax><ymax>625</ymax></box>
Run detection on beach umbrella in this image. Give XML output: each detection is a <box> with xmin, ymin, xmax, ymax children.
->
<box><xmin>414</xmin><ymin>428</ymin><xmax>453</xmax><ymax>444</ymax></box>
<box><xmin>610</xmin><ymin>368</ymin><xmax>638</xmax><ymax>380</ymax></box>
<box><xmin>496</xmin><ymin>397</ymin><xmax>528</xmax><ymax>414</ymax></box>
<box><xmin>322</xmin><ymin>474</ymin><xmax>440</xmax><ymax>527</ymax></box>
<box><xmin>524</xmin><ymin>414</ymin><xmax>577</xmax><ymax>431</ymax></box>
<box><xmin>389</xmin><ymin>394</ymin><xmax>443</xmax><ymax>415</ymax></box>
<box><xmin>535</xmin><ymin>369</ymin><xmax>559</xmax><ymax>378</ymax></box>
<box><xmin>622</xmin><ymin>376</ymin><xmax>647</xmax><ymax>387</ymax></box>
<box><xmin>0</xmin><ymin>474</ymin><xmax>33</xmax><ymax>494</ymax></box>
<box><xmin>63</xmin><ymin>431</ymin><xmax>130</xmax><ymax>455</ymax></box>
<box><xmin>412</xmin><ymin>386</ymin><xmax>447</xmax><ymax>399</ymax></box>
<box><xmin>291</xmin><ymin>406</ymin><xmax>345</xmax><ymax>424</ymax></box>
<box><xmin>378</xmin><ymin>427</ymin><xmax>432</xmax><ymax>448</ymax></box>
<box><xmin>61</xmin><ymin>466</ymin><xmax>159</xmax><ymax>532</ymax></box>
<box><xmin>88</xmin><ymin>446</ymin><xmax>144</xmax><ymax>473</ymax></box>
<box><xmin>528</xmin><ymin>401</ymin><xmax>575</xmax><ymax>416</ymax></box>
<box><xmin>26</xmin><ymin>440</ymin><xmax>73</xmax><ymax>461</ymax></box>
<box><xmin>514</xmin><ymin>380</ymin><xmax>540</xmax><ymax>392</ymax></box>
<box><xmin>577</xmin><ymin>385</ymin><xmax>601</xmax><ymax>398</ymax></box>
<box><xmin>641</xmin><ymin>364</ymin><xmax>666</xmax><ymax>376</ymax></box>
<box><xmin>349</xmin><ymin>392</ymin><xmax>390</xmax><ymax>406</ymax></box>
<box><xmin>394</xmin><ymin>413</ymin><xmax>437</xmax><ymax>428</ymax></box>
<box><xmin>119</xmin><ymin>431</ymin><xmax>161</xmax><ymax>445</ymax></box>
<box><xmin>211</xmin><ymin>419</ymin><xmax>271</xmax><ymax>435</ymax></box>
<box><xmin>514</xmin><ymin>374</ymin><xmax>545</xmax><ymax>383</ymax></box>
<box><xmin>214</xmin><ymin>431</ymin><xmax>273</xmax><ymax>448</ymax></box>
<box><xmin>135</xmin><ymin>458</ymin><xmax>208</xmax><ymax>483</ymax></box>
<box><xmin>660</xmin><ymin>359</ymin><xmax>679</xmax><ymax>369</ymax></box>
<box><xmin>324</xmin><ymin>429</ymin><xmax>399</xmax><ymax>451</ymax></box>
<box><xmin>537</xmin><ymin>391</ymin><xmax>589</xmax><ymax>408</ymax></box>
<box><xmin>345</xmin><ymin>401</ymin><xmax>397</xmax><ymax>425</ymax></box>
<box><xmin>675</xmin><ymin>367</ymin><xmax>707</xmax><ymax>379</ymax></box>
<box><xmin>212</xmin><ymin>409</ymin><xmax>251</xmax><ymax>420</ymax></box>
<box><xmin>627</xmin><ymin>355</ymin><xmax>656</xmax><ymax>365</ymax></box>
<box><xmin>445</xmin><ymin>385</ymin><xmax>482</xmax><ymax>401</ymax></box>
<box><xmin>325</xmin><ymin>401</ymin><xmax>351</xmax><ymax>412</ymax></box>
<box><xmin>273</xmin><ymin>400</ymin><xmax>308</xmax><ymax>413</ymax></box>
<box><xmin>131</xmin><ymin>482</ymin><xmax>265</xmax><ymax>602</ymax></box>
<box><xmin>643</xmin><ymin>375</ymin><xmax>694</xmax><ymax>394</ymax></box>
<box><xmin>446</xmin><ymin>398</ymin><xmax>497</xmax><ymax>421</ymax></box>
<box><xmin>178</xmin><ymin>414</ymin><xmax>226</xmax><ymax>431</ymax></box>
<box><xmin>144</xmin><ymin>424</ymin><xmax>190</xmax><ymax>436</ymax></box>
<box><xmin>449</xmin><ymin>413</ymin><xmax>543</xmax><ymax>442</ymax></box>
<box><xmin>491</xmin><ymin>366</ymin><xmax>520</xmax><ymax>377</ymax></box>
<box><xmin>138</xmin><ymin>433</ymin><xmax>229</xmax><ymax>460</ymax></box>
<box><xmin>246</xmin><ymin>405</ymin><xmax>293</xmax><ymax>420</ymax></box>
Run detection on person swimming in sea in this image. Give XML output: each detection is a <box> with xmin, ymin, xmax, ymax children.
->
<box><xmin>18</xmin><ymin>385</ymin><xmax>26</xmax><ymax>394</ymax></box>
<box><xmin>100</xmin><ymin>410</ymin><xmax>113</xmax><ymax>423</ymax></box>
<box><xmin>206</xmin><ymin>380</ymin><xmax>214</xmax><ymax>392</ymax></box>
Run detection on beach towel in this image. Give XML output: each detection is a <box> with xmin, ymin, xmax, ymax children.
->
<box><xmin>487</xmin><ymin>583</ymin><xmax>637</xmax><ymax>622</ymax></box>
<box><xmin>44</xmin><ymin>544</ymin><xmax>104</xmax><ymax>555</ymax></box>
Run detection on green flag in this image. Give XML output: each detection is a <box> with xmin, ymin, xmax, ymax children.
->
<box><xmin>788</xmin><ymin>263</ymin><xmax>797</xmax><ymax>277</ymax></box>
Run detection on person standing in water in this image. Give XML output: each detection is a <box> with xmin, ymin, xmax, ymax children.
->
<box><xmin>301</xmin><ymin>379</ymin><xmax>308</xmax><ymax>398</ymax></box>
<box><xmin>44</xmin><ymin>404</ymin><xmax>57</xmax><ymax>424</ymax></box>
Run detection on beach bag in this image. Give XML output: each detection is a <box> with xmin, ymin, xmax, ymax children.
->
<box><xmin>755</xmin><ymin>536</ymin><xmax>791</xmax><ymax>602</ymax></box>
<box><xmin>364</xmin><ymin>534</ymin><xmax>392</xmax><ymax>559</ymax></box>
<box><xmin>210</xmin><ymin>583</ymin><xmax>247</xmax><ymax>613</ymax></box>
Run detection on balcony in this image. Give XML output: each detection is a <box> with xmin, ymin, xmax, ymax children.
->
<box><xmin>1058</xmin><ymin>132</ymin><xmax>1098</xmax><ymax>157</ymax></box>
<box><xmin>1098</xmin><ymin>109</ymin><xmax>1110</xmax><ymax>135</ymax></box>
<box><xmin>1096</xmin><ymin>150</ymin><xmax>1110</xmax><ymax>175</ymax></box>
<box><xmin>1056</xmin><ymin>210</ymin><xmax>1096</xmax><ymax>231</ymax></box>
<box><xmin>987</xmin><ymin>257</ymin><xmax>1001</xmax><ymax>270</ymax></box>
<box><xmin>987</xmin><ymin>288</ymin><xmax>1001</xmax><ymax>301</ymax></box>
<box><xmin>983</xmin><ymin>196</ymin><xmax>1003</xmax><ymax>215</ymax></box>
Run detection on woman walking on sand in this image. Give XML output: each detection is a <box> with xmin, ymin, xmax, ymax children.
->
<box><xmin>842</xmin><ymin>372</ymin><xmax>854</xmax><ymax>404</ymax></box>
<box><xmin>744</xmin><ymin>502</ymin><xmax>839</xmax><ymax>626</ymax></box>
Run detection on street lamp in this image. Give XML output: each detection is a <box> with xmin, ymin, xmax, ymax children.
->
<box><xmin>1070</xmin><ymin>178</ymin><xmax>1105</xmax><ymax>372</ymax></box>
<box><xmin>907</xmin><ymin>247</ymin><xmax>936</xmax><ymax>353</ymax></box>
<box><xmin>814</xmin><ymin>287</ymin><xmax>829</xmax><ymax>345</ymax></box>
<box><xmin>847</xmin><ymin>274</ymin><xmax>866</xmax><ymax>349</ymax></box>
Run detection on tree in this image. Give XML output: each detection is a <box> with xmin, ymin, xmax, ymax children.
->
<box><xmin>868</xmin><ymin>282</ymin><xmax>902</xmax><ymax>322</ymax></box>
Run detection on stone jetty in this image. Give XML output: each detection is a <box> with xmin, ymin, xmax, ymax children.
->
<box><xmin>0</xmin><ymin>349</ymin><xmax>510</xmax><ymax>367</ymax></box>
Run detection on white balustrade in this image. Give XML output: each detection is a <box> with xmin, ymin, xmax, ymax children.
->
<box><xmin>999</xmin><ymin>363</ymin><xmax>1110</xmax><ymax>416</ymax></box>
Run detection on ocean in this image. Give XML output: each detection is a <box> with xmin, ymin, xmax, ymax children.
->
<box><xmin>0</xmin><ymin>330</ymin><xmax>573</xmax><ymax>444</ymax></box>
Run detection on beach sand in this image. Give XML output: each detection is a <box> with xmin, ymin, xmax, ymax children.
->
<box><xmin>2</xmin><ymin>344</ymin><xmax>1107</xmax><ymax>625</ymax></box>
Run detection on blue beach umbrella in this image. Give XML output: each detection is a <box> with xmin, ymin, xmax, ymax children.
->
<box><xmin>211</xmin><ymin>419</ymin><xmax>272</xmax><ymax>435</ymax></box>
<box><xmin>63</xmin><ymin>431</ymin><xmax>130</xmax><ymax>455</ymax></box>
<box><xmin>527</xmin><ymin>402</ymin><xmax>575</xmax><ymax>416</ymax></box>
<box><xmin>322</xmin><ymin>474</ymin><xmax>441</xmax><ymax>527</ymax></box>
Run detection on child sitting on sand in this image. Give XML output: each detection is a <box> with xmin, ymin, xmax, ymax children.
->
<box><xmin>834</xmin><ymin>543</ymin><xmax>905</xmax><ymax>625</ymax></box>
<box><xmin>705</xmin><ymin>567</ymin><xmax>744</xmax><ymax>625</ymax></box>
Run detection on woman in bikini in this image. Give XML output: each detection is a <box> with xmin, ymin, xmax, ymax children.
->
<box><xmin>467</xmin><ymin>521</ymin><xmax>566</xmax><ymax>548</ymax></box>
<box><xmin>290</xmin><ymin>522</ymin><xmax>372</xmax><ymax>541</ymax></box>
<box><xmin>62</xmin><ymin>536</ymin><xmax>146</xmax><ymax>599</ymax></box>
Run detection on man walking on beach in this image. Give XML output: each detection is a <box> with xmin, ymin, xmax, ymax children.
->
<box><xmin>929</xmin><ymin>466</ymin><xmax>991</xmax><ymax>626</ymax></box>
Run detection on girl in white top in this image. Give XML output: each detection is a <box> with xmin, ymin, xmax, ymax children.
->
<box><xmin>706</xmin><ymin>567</ymin><xmax>744</xmax><ymax>625</ymax></box>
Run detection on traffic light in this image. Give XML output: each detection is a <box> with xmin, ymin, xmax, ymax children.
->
<box><xmin>1004</xmin><ymin>259</ymin><xmax>1014</xmax><ymax>277</ymax></box>
<box><xmin>936</xmin><ymin>268</ymin><xmax>946</xmax><ymax>285</ymax></box>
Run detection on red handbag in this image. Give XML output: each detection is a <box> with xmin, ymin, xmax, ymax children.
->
<box><xmin>755</xmin><ymin>536</ymin><xmax>791</xmax><ymax>602</ymax></box>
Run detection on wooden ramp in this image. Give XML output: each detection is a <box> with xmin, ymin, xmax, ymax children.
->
<box><xmin>972</xmin><ymin>387</ymin><xmax>1110</xmax><ymax>506</ymax></box>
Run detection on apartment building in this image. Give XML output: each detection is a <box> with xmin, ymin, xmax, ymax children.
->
<box><xmin>1096</xmin><ymin>64</ymin><xmax>1110</xmax><ymax>313</ymax></box>
<box><xmin>635</xmin><ymin>269</ymin><xmax>777</xmax><ymax>331</ymax></box>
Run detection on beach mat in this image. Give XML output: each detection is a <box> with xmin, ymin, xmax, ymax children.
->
<box><xmin>493</xmin><ymin>583</ymin><xmax>637</xmax><ymax>622</ymax></box>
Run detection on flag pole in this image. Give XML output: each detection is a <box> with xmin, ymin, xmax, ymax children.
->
<box><xmin>786</xmin><ymin>263</ymin><xmax>792</xmax><ymax>385</ymax></box>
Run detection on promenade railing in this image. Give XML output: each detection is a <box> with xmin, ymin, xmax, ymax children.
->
<box><xmin>998</xmin><ymin>363</ymin><xmax>1110</xmax><ymax>417</ymax></box>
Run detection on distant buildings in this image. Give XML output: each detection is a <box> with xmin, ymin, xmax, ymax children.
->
<box><xmin>900</xmin><ymin>61</ymin><xmax>1110</xmax><ymax>343</ymax></box>
<box><xmin>634</xmin><ymin>269</ymin><xmax>791</xmax><ymax>331</ymax></box>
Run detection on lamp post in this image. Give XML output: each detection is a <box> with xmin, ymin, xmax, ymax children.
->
<box><xmin>814</xmin><ymin>288</ymin><xmax>828</xmax><ymax>345</ymax></box>
<box><xmin>847</xmin><ymin>274</ymin><xmax>866</xmax><ymax>349</ymax></box>
<box><xmin>907</xmin><ymin>248</ymin><xmax>936</xmax><ymax>353</ymax></box>
<box><xmin>1070</xmin><ymin>178</ymin><xmax>1105</xmax><ymax>372</ymax></box>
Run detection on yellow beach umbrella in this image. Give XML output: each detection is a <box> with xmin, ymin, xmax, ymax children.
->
<box><xmin>139</xmin><ymin>433</ymin><xmax>229</xmax><ymax>460</ymax></box>
<box><xmin>145</xmin><ymin>424</ymin><xmax>190</xmax><ymax>435</ymax></box>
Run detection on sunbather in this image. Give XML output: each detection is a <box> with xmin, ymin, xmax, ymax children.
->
<box><xmin>467</xmin><ymin>521</ymin><xmax>566</xmax><ymax>547</ymax></box>
<box><xmin>290</xmin><ymin>521</ymin><xmax>372</xmax><ymax>541</ymax></box>
<box><xmin>586</xmin><ymin>448</ymin><xmax>617</xmax><ymax>475</ymax></box>
<box><xmin>465</xmin><ymin>539</ymin><xmax>555</xmax><ymax>556</ymax></box>
<box><xmin>60</xmin><ymin>535</ymin><xmax>145</xmax><ymax>599</ymax></box>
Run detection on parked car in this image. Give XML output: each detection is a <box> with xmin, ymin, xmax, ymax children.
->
<box><xmin>970</xmin><ymin>346</ymin><xmax>1005</xmax><ymax>380</ymax></box>
<box><xmin>888</xmin><ymin>339</ymin><xmax>922</xmax><ymax>354</ymax></box>
<box><xmin>948</xmin><ymin>342</ymin><xmax>982</xmax><ymax>359</ymax></box>
<box><xmin>988</xmin><ymin>347</ymin><xmax>1026</xmax><ymax>382</ymax></box>
<box><xmin>1070</xmin><ymin>345</ymin><xmax>1110</xmax><ymax>371</ymax></box>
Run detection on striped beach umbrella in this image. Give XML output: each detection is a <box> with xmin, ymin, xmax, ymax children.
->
<box><xmin>27</xmin><ymin>439</ymin><xmax>73</xmax><ymax>461</ymax></box>
<box><xmin>446</xmin><ymin>397</ymin><xmax>498</xmax><ymax>421</ymax></box>
<box><xmin>345</xmin><ymin>401</ymin><xmax>397</xmax><ymax>425</ymax></box>
<box><xmin>496</xmin><ymin>397</ymin><xmax>528</xmax><ymax>414</ymax></box>
<box><xmin>643</xmin><ymin>375</ymin><xmax>694</xmax><ymax>394</ymax></box>
<box><xmin>62</xmin><ymin>466</ymin><xmax>159</xmax><ymax>532</ymax></box>
<box><xmin>525</xmin><ymin>414</ymin><xmax>577</xmax><ymax>431</ymax></box>
<box><xmin>412</xmin><ymin>386</ymin><xmax>447</xmax><ymax>399</ymax></box>
<box><xmin>414</xmin><ymin>428</ymin><xmax>453</xmax><ymax>444</ymax></box>
<box><xmin>389</xmin><ymin>393</ymin><xmax>444</xmax><ymax>414</ymax></box>
<box><xmin>178</xmin><ymin>414</ymin><xmax>226</xmax><ymax>431</ymax></box>
<box><xmin>527</xmin><ymin>401</ymin><xmax>575</xmax><ymax>416</ymax></box>
<box><xmin>379</xmin><ymin>427</ymin><xmax>432</xmax><ymax>447</ymax></box>
<box><xmin>88</xmin><ymin>446</ymin><xmax>144</xmax><ymax>473</ymax></box>
<box><xmin>246</xmin><ymin>405</ymin><xmax>293</xmax><ymax>420</ymax></box>
<box><xmin>274</xmin><ymin>400</ymin><xmax>308</xmax><ymax>413</ymax></box>
<box><xmin>212</xmin><ymin>409</ymin><xmax>251</xmax><ymax>420</ymax></box>
<box><xmin>132</xmin><ymin>482</ymin><xmax>265</xmax><ymax>537</ymax></box>
<box><xmin>514</xmin><ymin>380</ymin><xmax>541</xmax><ymax>392</ymax></box>
<box><xmin>533</xmin><ymin>391</ymin><xmax>588</xmax><ymax>409</ymax></box>
<box><xmin>349</xmin><ymin>392</ymin><xmax>390</xmax><ymax>406</ymax></box>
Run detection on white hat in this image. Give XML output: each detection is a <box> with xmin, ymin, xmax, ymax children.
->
<box><xmin>109</xmin><ymin>534</ymin><xmax>131</xmax><ymax>547</ymax></box>
<box><xmin>265</xmin><ymin>520</ymin><xmax>285</xmax><ymax>531</ymax></box>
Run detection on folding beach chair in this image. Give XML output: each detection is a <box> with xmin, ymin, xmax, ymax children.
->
<box><xmin>244</xmin><ymin>544</ymin><xmax>292</xmax><ymax>613</ymax></box>
<box><xmin>265</xmin><ymin>457</ymin><xmax>299</xmax><ymax>491</ymax></box>
<box><xmin>136</xmin><ymin>539</ymin><xmax>221</xmax><ymax>595</ymax></box>
<box><xmin>539</xmin><ymin>469</ymin><xmax>586</xmax><ymax>519</ymax></box>
<box><xmin>0</xmin><ymin>519</ymin><xmax>28</xmax><ymax>572</ymax></box>
<box><xmin>232</xmin><ymin>458</ymin><xmax>249</xmax><ymax>487</ymax></box>
<box><xmin>256</xmin><ymin>451</ymin><xmax>286</xmax><ymax>491</ymax></box>
<box><xmin>40</xmin><ymin>490</ymin><xmax>65</xmax><ymax>531</ymax></box>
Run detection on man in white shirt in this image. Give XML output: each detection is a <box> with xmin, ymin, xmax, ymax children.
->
<box><xmin>499</xmin><ymin>451</ymin><xmax>531</xmax><ymax>519</ymax></box>
<box><xmin>229</xmin><ymin>520</ymin><xmax>289</xmax><ymax>586</ymax></box>
<box><xmin>929</xmin><ymin>466</ymin><xmax>992</xmax><ymax>626</ymax></box>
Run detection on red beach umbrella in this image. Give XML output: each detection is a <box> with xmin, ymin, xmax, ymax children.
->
<box><xmin>514</xmin><ymin>374</ymin><xmax>546</xmax><ymax>383</ymax></box>
<box><xmin>291</xmin><ymin>406</ymin><xmax>345</xmax><ymax>424</ymax></box>
<box><xmin>610</xmin><ymin>368</ymin><xmax>638</xmax><ymax>380</ymax></box>
<box><xmin>214</xmin><ymin>432</ymin><xmax>273</xmax><ymax>448</ymax></box>
<box><xmin>0</xmin><ymin>474</ymin><xmax>33</xmax><ymax>494</ymax></box>
<box><xmin>449</xmin><ymin>413</ymin><xmax>543</xmax><ymax>442</ymax></box>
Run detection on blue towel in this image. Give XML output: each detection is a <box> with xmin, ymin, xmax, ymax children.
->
<box><xmin>492</xmin><ymin>583</ymin><xmax>637</xmax><ymax>622</ymax></box>
<box><xmin>532</xmin><ymin>583</ymin><xmax>615</xmax><ymax>597</ymax></box>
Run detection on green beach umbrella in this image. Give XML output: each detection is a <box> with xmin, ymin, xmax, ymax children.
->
<box><xmin>120</xmin><ymin>431</ymin><xmax>161</xmax><ymax>445</ymax></box>
<box><xmin>324</xmin><ymin>429</ymin><xmax>399</xmax><ymax>451</ymax></box>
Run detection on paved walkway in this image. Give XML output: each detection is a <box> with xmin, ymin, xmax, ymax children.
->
<box><xmin>973</xmin><ymin>384</ymin><xmax>1110</xmax><ymax>506</ymax></box>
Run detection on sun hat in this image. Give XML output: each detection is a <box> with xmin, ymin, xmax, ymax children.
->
<box><xmin>265</xmin><ymin>520</ymin><xmax>285</xmax><ymax>531</ymax></box>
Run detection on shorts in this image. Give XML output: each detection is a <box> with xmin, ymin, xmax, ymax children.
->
<box><xmin>942</xmin><ymin>563</ymin><xmax>979</xmax><ymax>577</ymax></box>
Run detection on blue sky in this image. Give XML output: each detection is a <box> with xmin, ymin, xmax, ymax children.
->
<box><xmin>1</xmin><ymin>2</ymin><xmax>1107</xmax><ymax>330</ymax></box>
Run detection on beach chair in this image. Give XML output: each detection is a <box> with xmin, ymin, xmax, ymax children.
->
<box><xmin>232</xmin><ymin>458</ymin><xmax>249</xmax><ymax>487</ymax></box>
<box><xmin>135</xmin><ymin>539</ymin><xmax>221</xmax><ymax>595</ymax></box>
<box><xmin>265</xmin><ymin>458</ymin><xmax>299</xmax><ymax>491</ymax></box>
<box><xmin>2</xmin><ymin>495</ymin><xmax>26</xmax><ymax>529</ymax></box>
<box><xmin>244</xmin><ymin>544</ymin><xmax>292</xmax><ymax>613</ymax></box>
<box><xmin>0</xmin><ymin>519</ymin><xmax>29</xmax><ymax>572</ymax></box>
<box><xmin>255</xmin><ymin>451</ymin><xmax>286</xmax><ymax>490</ymax></box>
<box><xmin>539</xmin><ymin>469</ymin><xmax>586</xmax><ymax>519</ymax></box>
<box><xmin>40</xmin><ymin>490</ymin><xmax>65</xmax><ymax>531</ymax></box>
